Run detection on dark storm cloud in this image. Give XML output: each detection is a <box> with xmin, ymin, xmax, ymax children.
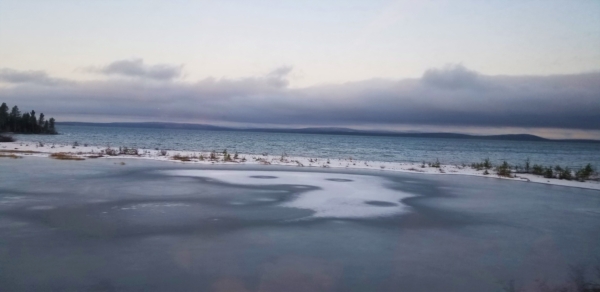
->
<box><xmin>1</xmin><ymin>63</ymin><xmax>599</xmax><ymax>130</ymax></box>
<box><xmin>86</xmin><ymin>59</ymin><xmax>183</xmax><ymax>80</ymax></box>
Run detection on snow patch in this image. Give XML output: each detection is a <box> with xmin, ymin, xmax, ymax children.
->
<box><xmin>162</xmin><ymin>170</ymin><xmax>415</xmax><ymax>219</ymax></box>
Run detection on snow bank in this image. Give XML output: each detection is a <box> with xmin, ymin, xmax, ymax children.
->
<box><xmin>2</xmin><ymin>141</ymin><xmax>599</xmax><ymax>191</ymax></box>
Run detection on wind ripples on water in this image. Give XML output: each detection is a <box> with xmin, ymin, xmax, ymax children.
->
<box><xmin>14</xmin><ymin>125</ymin><xmax>600</xmax><ymax>169</ymax></box>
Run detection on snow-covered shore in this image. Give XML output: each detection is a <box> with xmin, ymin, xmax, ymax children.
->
<box><xmin>2</xmin><ymin>141</ymin><xmax>599</xmax><ymax>191</ymax></box>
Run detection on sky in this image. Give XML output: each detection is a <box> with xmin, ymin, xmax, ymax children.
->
<box><xmin>1</xmin><ymin>0</ymin><xmax>599</xmax><ymax>138</ymax></box>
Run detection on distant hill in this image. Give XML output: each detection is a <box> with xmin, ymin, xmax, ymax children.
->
<box><xmin>58</xmin><ymin>122</ymin><xmax>229</xmax><ymax>131</ymax></box>
<box><xmin>57</xmin><ymin>122</ymin><xmax>600</xmax><ymax>143</ymax></box>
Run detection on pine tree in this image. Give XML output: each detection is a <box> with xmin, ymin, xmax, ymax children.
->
<box><xmin>22</xmin><ymin>113</ymin><xmax>31</xmax><ymax>133</ymax></box>
<box><xmin>38</xmin><ymin>113</ymin><xmax>45</xmax><ymax>131</ymax></box>
<box><xmin>0</xmin><ymin>103</ymin><xmax>57</xmax><ymax>134</ymax></box>
<box><xmin>0</xmin><ymin>103</ymin><xmax>8</xmax><ymax>131</ymax></box>
<box><xmin>29</xmin><ymin>110</ymin><xmax>37</xmax><ymax>133</ymax></box>
<box><xmin>9</xmin><ymin>105</ymin><xmax>21</xmax><ymax>132</ymax></box>
<box><xmin>49</xmin><ymin>118</ymin><xmax>56</xmax><ymax>134</ymax></box>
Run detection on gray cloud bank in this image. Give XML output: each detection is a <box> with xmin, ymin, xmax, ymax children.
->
<box><xmin>85</xmin><ymin>59</ymin><xmax>183</xmax><ymax>80</ymax></box>
<box><xmin>0</xmin><ymin>68</ymin><xmax>70</xmax><ymax>86</ymax></box>
<box><xmin>1</xmin><ymin>64</ymin><xmax>599</xmax><ymax>131</ymax></box>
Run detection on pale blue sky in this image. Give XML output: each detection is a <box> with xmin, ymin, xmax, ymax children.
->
<box><xmin>1</xmin><ymin>0</ymin><xmax>599</xmax><ymax>87</ymax></box>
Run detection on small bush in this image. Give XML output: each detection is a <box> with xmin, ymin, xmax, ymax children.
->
<box><xmin>543</xmin><ymin>167</ymin><xmax>554</xmax><ymax>178</ymax></box>
<box><xmin>558</xmin><ymin>167</ymin><xmax>573</xmax><ymax>180</ymax></box>
<box><xmin>172</xmin><ymin>154</ymin><xmax>191</xmax><ymax>162</ymax></box>
<box><xmin>50</xmin><ymin>153</ymin><xmax>85</xmax><ymax>161</ymax></box>
<box><xmin>119</xmin><ymin>147</ymin><xmax>139</xmax><ymax>155</ymax></box>
<box><xmin>104</xmin><ymin>148</ymin><xmax>119</xmax><ymax>156</ymax></box>
<box><xmin>472</xmin><ymin>158</ymin><xmax>492</xmax><ymax>171</ymax></box>
<box><xmin>575</xmin><ymin>164</ymin><xmax>595</xmax><ymax>181</ymax></box>
<box><xmin>0</xmin><ymin>135</ymin><xmax>15</xmax><ymax>142</ymax></box>
<box><xmin>532</xmin><ymin>164</ymin><xmax>544</xmax><ymax>175</ymax></box>
<box><xmin>429</xmin><ymin>159</ymin><xmax>441</xmax><ymax>168</ymax></box>
<box><xmin>159</xmin><ymin>149</ymin><xmax>168</xmax><ymax>156</ymax></box>
<box><xmin>496</xmin><ymin>161</ymin><xmax>512</xmax><ymax>177</ymax></box>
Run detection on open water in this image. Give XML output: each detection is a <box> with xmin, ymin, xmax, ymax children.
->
<box><xmin>14</xmin><ymin>124</ymin><xmax>600</xmax><ymax>169</ymax></box>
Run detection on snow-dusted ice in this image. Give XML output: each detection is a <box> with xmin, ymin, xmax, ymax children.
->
<box><xmin>163</xmin><ymin>170</ymin><xmax>415</xmax><ymax>219</ymax></box>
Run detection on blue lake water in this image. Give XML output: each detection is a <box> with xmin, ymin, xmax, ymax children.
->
<box><xmin>13</xmin><ymin>124</ymin><xmax>600</xmax><ymax>169</ymax></box>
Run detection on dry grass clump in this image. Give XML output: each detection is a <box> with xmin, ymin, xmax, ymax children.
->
<box><xmin>0</xmin><ymin>149</ymin><xmax>40</xmax><ymax>154</ymax></box>
<box><xmin>50</xmin><ymin>152</ymin><xmax>85</xmax><ymax>161</ymax></box>
<box><xmin>171</xmin><ymin>154</ymin><xmax>191</xmax><ymax>162</ymax></box>
<box><xmin>0</xmin><ymin>153</ymin><xmax>21</xmax><ymax>159</ymax></box>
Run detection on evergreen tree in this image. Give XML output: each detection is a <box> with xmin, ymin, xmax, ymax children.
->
<box><xmin>29</xmin><ymin>110</ymin><xmax>37</xmax><ymax>133</ymax></box>
<box><xmin>38</xmin><ymin>113</ymin><xmax>45</xmax><ymax>130</ymax></box>
<box><xmin>9</xmin><ymin>105</ymin><xmax>21</xmax><ymax>132</ymax></box>
<box><xmin>49</xmin><ymin>117</ymin><xmax>56</xmax><ymax>134</ymax></box>
<box><xmin>0</xmin><ymin>103</ymin><xmax>57</xmax><ymax>134</ymax></box>
<box><xmin>0</xmin><ymin>103</ymin><xmax>8</xmax><ymax>131</ymax></box>
<box><xmin>22</xmin><ymin>112</ymin><xmax>31</xmax><ymax>133</ymax></box>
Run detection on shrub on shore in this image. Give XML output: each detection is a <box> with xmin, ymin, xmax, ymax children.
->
<box><xmin>172</xmin><ymin>154</ymin><xmax>191</xmax><ymax>162</ymax></box>
<box><xmin>471</xmin><ymin>158</ymin><xmax>492</xmax><ymax>171</ymax></box>
<box><xmin>0</xmin><ymin>135</ymin><xmax>15</xmax><ymax>142</ymax></box>
<box><xmin>575</xmin><ymin>164</ymin><xmax>595</xmax><ymax>181</ymax></box>
<box><xmin>428</xmin><ymin>159</ymin><xmax>441</xmax><ymax>168</ymax></box>
<box><xmin>532</xmin><ymin>164</ymin><xmax>544</xmax><ymax>175</ymax></box>
<box><xmin>119</xmin><ymin>147</ymin><xmax>139</xmax><ymax>156</ymax></box>
<box><xmin>558</xmin><ymin>167</ymin><xmax>573</xmax><ymax>180</ymax></box>
<box><xmin>50</xmin><ymin>152</ymin><xmax>85</xmax><ymax>161</ymax></box>
<box><xmin>473</xmin><ymin>158</ymin><xmax>597</xmax><ymax>182</ymax></box>
<box><xmin>496</xmin><ymin>161</ymin><xmax>512</xmax><ymax>177</ymax></box>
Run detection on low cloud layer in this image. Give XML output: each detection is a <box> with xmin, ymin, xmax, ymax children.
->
<box><xmin>1</xmin><ymin>63</ymin><xmax>599</xmax><ymax>134</ymax></box>
<box><xmin>85</xmin><ymin>59</ymin><xmax>183</xmax><ymax>80</ymax></box>
<box><xmin>0</xmin><ymin>68</ymin><xmax>69</xmax><ymax>86</ymax></box>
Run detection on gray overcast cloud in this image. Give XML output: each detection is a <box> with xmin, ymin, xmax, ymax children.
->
<box><xmin>85</xmin><ymin>59</ymin><xmax>184</xmax><ymax>81</ymax></box>
<box><xmin>1</xmin><ymin>63</ymin><xmax>599</xmax><ymax>132</ymax></box>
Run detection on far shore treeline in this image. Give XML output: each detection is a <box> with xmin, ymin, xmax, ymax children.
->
<box><xmin>0</xmin><ymin>103</ymin><xmax>57</xmax><ymax>134</ymax></box>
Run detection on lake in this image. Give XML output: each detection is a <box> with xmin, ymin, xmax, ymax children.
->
<box><xmin>13</xmin><ymin>124</ymin><xmax>600</xmax><ymax>169</ymax></box>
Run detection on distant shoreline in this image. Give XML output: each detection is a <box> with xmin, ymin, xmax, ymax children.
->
<box><xmin>56</xmin><ymin>122</ymin><xmax>600</xmax><ymax>144</ymax></box>
<box><xmin>2</xmin><ymin>141</ymin><xmax>599</xmax><ymax>191</ymax></box>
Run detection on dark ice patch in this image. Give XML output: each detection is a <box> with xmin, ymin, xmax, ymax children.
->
<box><xmin>249</xmin><ymin>175</ymin><xmax>278</xmax><ymax>179</ymax></box>
<box><xmin>326</xmin><ymin>178</ymin><xmax>353</xmax><ymax>182</ymax></box>
<box><xmin>365</xmin><ymin>201</ymin><xmax>397</xmax><ymax>207</ymax></box>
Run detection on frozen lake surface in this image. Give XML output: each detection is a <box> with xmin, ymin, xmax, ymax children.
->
<box><xmin>1</xmin><ymin>157</ymin><xmax>599</xmax><ymax>291</ymax></box>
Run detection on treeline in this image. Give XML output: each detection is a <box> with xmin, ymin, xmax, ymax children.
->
<box><xmin>0</xmin><ymin>103</ymin><xmax>57</xmax><ymax>134</ymax></box>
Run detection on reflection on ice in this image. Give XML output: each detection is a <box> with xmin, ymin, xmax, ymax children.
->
<box><xmin>162</xmin><ymin>170</ymin><xmax>415</xmax><ymax>219</ymax></box>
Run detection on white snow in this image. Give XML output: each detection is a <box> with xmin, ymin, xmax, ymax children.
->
<box><xmin>2</xmin><ymin>141</ymin><xmax>599</xmax><ymax>191</ymax></box>
<box><xmin>163</xmin><ymin>170</ymin><xmax>414</xmax><ymax>219</ymax></box>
